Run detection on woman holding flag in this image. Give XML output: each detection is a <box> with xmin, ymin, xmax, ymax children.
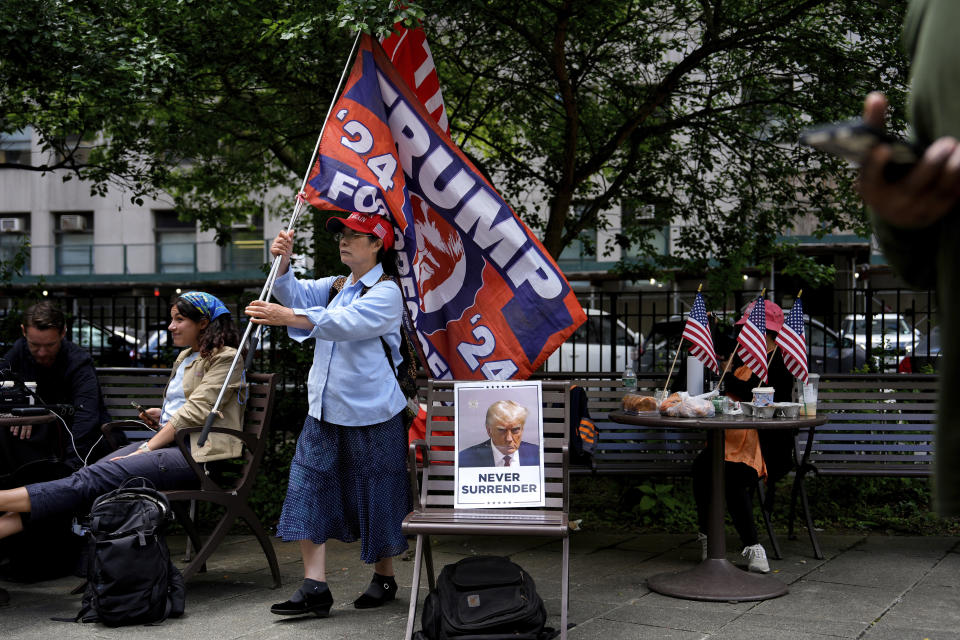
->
<box><xmin>246</xmin><ymin>212</ymin><xmax>409</xmax><ymax>618</ymax></box>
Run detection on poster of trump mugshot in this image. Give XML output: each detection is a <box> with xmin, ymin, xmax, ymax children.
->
<box><xmin>454</xmin><ymin>380</ymin><xmax>544</xmax><ymax>509</ymax></box>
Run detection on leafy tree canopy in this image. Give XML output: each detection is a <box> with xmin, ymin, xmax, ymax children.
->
<box><xmin>0</xmin><ymin>0</ymin><xmax>908</xmax><ymax>290</ymax></box>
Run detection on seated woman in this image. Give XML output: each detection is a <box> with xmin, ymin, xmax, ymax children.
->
<box><xmin>0</xmin><ymin>291</ymin><xmax>243</xmax><ymax>541</ymax></box>
<box><xmin>692</xmin><ymin>301</ymin><xmax>795</xmax><ymax>574</ymax></box>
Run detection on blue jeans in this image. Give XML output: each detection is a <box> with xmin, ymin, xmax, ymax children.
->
<box><xmin>26</xmin><ymin>443</ymin><xmax>198</xmax><ymax>520</ymax></box>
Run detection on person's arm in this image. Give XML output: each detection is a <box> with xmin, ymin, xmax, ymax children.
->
<box><xmin>248</xmin><ymin>280</ymin><xmax>402</xmax><ymax>343</ymax></box>
<box><xmin>266</xmin><ymin>230</ymin><xmax>336</xmax><ymax>312</ymax></box>
<box><xmin>723</xmin><ymin>354</ymin><xmax>757</xmax><ymax>403</ymax></box>
<box><xmin>859</xmin><ymin>92</ymin><xmax>960</xmax><ymax>288</ymax></box>
<box><xmin>860</xmin><ymin>93</ymin><xmax>960</xmax><ymax>229</ymax></box>
<box><xmin>111</xmin><ymin>422</ymin><xmax>175</xmax><ymax>460</ymax></box>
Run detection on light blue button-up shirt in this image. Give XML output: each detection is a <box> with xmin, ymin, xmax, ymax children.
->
<box><xmin>272</xmin><ymin>263</ymin><xmax>406</xmax><ymax>426</ymax></box>
<box><xmin>160</xmin><ymin>351</ymin><xmax>200</xmax><ymax>424</ymax></box>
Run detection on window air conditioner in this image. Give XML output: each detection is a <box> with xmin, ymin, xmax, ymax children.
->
<box><xmin>0</xmin><ymin>218</ymin><xmax>24</xmax><ymax>233</ymax></box>
<box><xmin>636</xmin><ymin>204</ymin><xmax>657</xmax><ymax>221</ymax></box>
<box><xmin>60</xmin><ymin>214</ymin><xmax>87</xmax><ymax>231</ymax></box>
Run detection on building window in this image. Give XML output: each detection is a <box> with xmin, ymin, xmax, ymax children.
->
<box><xmin>222</xmin><ymin>214</ymin><xmax>265</xmax><ymax>271</ymax></box>
<box><xmin>557</xmin><ymin>204</ymin><xmax>598</xmax><ymax>267</ymax></box>
<box><xmin>55</xmin><ymin>212</ymin><xmax>93</xmax><ymax>275</ymax></box>
<box><xmin>0</xmin><ymin>214</ymin><xmax>30</xmax><ymax>275</ymax></box>
<box><xmin>155</xmin><ymin>210</ymin><xmax>196</xmax><ymax>273</ymax></box>
<box><xmin>558</xmin><ymin>230</ymin><xmax>597</xmax><ymax>263</ymax></box>
<box><xmin>620</xmin><ymin>201</ymin><xmax>669</xmax><ymax>258</ymax></box>
<box><xmin>0</xmin><ymin>127</ymin><xmax>32</xmax><ymax>165</ymax></box>
<box><xmin>53</xmin><ymin>132</ymin><xmax>96</xmax><ymax>165</ymax></box>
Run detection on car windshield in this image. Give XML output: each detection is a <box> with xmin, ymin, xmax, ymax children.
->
<box><xmin>843</xmin><ymin>317</ymin><xmax>911</xmax><ymax>335</ymax></box>
<box><xmin>638</xmin><ymin>323</ymin><xmax>684</xmax><ymax>372</ymax></box>
<box><xmin>805</xmin><ymin>322</ymin><xmax>837</xmax><ymax>350</ymax></box>
<box><xmin>71</xmin><ymin>320</ymin><xmax>116</xmax><ymax>348</ymax></box>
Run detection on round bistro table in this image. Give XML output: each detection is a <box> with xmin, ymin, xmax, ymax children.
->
<box><xmin>0</xmin><ymin>413</ymin><xmax>58</xmax><ymax>428</ymax></box>
<box><xmin>0</xmin><ymin>411</ymin><xmax>61</xmax><ymax>473</ymax></box>
<box><xmin>608</xmin><ymin>409</ymin><xmax>826</xmax><ymax>602</ymax></box>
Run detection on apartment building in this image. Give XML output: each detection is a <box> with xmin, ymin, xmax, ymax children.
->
<box><xmin>0</xmin><ymin>126</ymin><xmax>284</xmax><ymax>295</ymax></box>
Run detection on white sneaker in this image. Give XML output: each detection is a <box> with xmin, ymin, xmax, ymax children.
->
<box><xmin>741</xmin><ymin>544</ymin><xmax>770</xmax><ymax>573</ymax></box>
<box><xmin>697</xmin><ymin>532</ymin><xmax>708</xmax><ymax>561</ymax></box>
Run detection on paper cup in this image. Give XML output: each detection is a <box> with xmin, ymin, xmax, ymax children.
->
<box><xmin>752</xmin><ymin>387</ymin><xmax>775</xmax><ymax>407</ymax></box>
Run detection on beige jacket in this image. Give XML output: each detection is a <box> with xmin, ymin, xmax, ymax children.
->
<box><xmin>165</xmin><ymin>346</ymin><xmax>244</xmax><ymax>462</ymax></box>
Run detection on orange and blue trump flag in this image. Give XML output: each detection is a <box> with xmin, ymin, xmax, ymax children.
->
<box><xmin>302</xmin><ymin>35</ymin><xmax>585</xmax><ymax>380</ymax></box>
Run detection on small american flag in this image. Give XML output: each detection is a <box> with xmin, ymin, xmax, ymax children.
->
<box><xmin>776</xmin><ymin>298</ymin><xmax>809</xmax><ymax>383</ymax></box>
<box><xmin>682</xmin><ymin>292</ymin><xmax>718</xmax><ymax>374</ymax></box>
<box><xmin>737</xmin><ymin>296</ymin><xmax>769</xmax><ymax>383</ymax></box>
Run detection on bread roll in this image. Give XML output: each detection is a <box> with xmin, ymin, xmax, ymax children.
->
<box><xmin>623</xmin><ymin>394</ymin><xmax>658</xmax><ymax>412</ymax></box>
<box><xmin>659</xmin><ymin>392</ymin><xmax>683</xmax><ymax>414</ymax></box>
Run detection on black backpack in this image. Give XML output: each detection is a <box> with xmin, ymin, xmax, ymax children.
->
<box><xmin>329</xmin><ymin>274</ymin><xmax>422</xmax><ymax>419</ymax></box>
<box><xmin>416</xmin><ymin>556</ymin><xmax>553</xmax><ymax>640</ymax></box>
<box><xmin>74</xmin><ymin>478</ymin><xmax>185</xmax><ymax>627</ymax></box>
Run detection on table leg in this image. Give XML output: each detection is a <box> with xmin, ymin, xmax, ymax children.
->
<box><xmin>647</xmin><ymin>429</ymin><xmax>788</xmax><ymax>601</ymax></box>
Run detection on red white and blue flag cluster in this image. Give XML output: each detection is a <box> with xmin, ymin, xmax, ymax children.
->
<box><xmin>302</xmin><ymin>34</ymin><xmax>585</xmax><ymax>381</ymax></box>
<box><xmin>776</xmin><ymin>298</ymin><xmax>809</xmax><ymax>383</ymax></box>
<box><xmin>681</xmin><ymin>292</ymin><xmax>719</xmax><ymax>375</ymax></box>
<box><xmin>737</xmin><ymin>295</ymin><xmax>770</xmax><ymax>383</ymax></box>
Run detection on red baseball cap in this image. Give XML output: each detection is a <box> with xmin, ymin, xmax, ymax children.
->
<box><xmin>325</xmin><ymin>212</ymin><xmax>395</xmax><ymax>250</ymax></box>
<box><xmin>735</xmin><ymin>299</ymin><xmax>784</xmax><ymax>332</ymax></box>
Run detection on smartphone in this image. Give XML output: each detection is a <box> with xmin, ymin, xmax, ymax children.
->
<box><xmin>800</xmin><ymin>119</ymin><xmax>921</xmax><ymax>180</ymax></box>
<box><xmin>130</xmin><ymin>401</ymin><xmax>158</xmax><ymax>427</ymax></box>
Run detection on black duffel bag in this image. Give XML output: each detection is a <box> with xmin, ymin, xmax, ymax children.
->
<box><xmin>416</xmin><ymin>555</ymin><xmax>553</xmax><ymax>640</ymax></box>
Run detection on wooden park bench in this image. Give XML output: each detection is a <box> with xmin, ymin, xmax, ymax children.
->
<box><xmin>95</xmin><ymin>366</ymin><xmax>282</xmax><ymax>587</ymax></box>
<box><xmin>563</xmin><ymin>375</ymin><xmax>704</xmax><ymax>477</ymax></box>
<box><xmin>788</xmin><ymin>372</ymin><xmax>938</xmax><ymax>558</ymax></box>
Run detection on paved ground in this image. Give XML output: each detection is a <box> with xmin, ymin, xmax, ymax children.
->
<box><xmin>2</xmin><ymin>530</ymin><xmax>958</xmax><ymax>639</ymax></box>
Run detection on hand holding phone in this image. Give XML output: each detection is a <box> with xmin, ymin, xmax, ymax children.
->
<box><xmin>131</xmin><ymin>401</ymin><xmax>159</xmax><ymax>428</ymax></box>
<box><xmin>800</xmin><ymin>119</ymin><xmax>921</xmax><ymax>181</ymax></box>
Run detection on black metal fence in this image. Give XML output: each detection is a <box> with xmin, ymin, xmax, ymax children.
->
<box><xmin>543</xmin><ymin>286</ymin><xmax>938</xmax><ymax>375</ymax></box>
<box><xmin>0</xmin><ymin>285</ymin><xmax>939</xmax><ymax>436</ymax></box>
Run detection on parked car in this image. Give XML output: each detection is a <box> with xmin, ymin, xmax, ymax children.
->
<box><xmin>542</xmin><ymin>308</ymin><xmax>641</xmax><ymax>373</ymax></box>
<box><xmin>898</xmin><ymin>325</ymin><xmax>941</xmax><ymax>373</ymax></box>
<box><xmin>840</xmin><ymin>313</ymin><xmax>921</xmax><ymax>370</ymax></box>
<box><xmin>637</xmin><ymin>316</ymin><xmax>867</xmax><ymax>374</ymax></box>
<box><xmin>136</xmin><ymin>324</ymin><xmax>176</xmax><ymax>367</ymax></box>
<box><xmin>68</xmin><ymin>317</ymin><xmax>139</xmax><ymax>366</ymax></box>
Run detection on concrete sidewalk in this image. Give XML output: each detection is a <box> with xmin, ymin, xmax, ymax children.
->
<box><xmin>2</xmin><ymin>530</ymin><xmax>958</xmax><ymax>639</ymax></box>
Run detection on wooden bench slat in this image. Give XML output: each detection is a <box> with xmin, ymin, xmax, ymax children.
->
<box><xmin>567</xmin><ymin>374</ymin><xmax>936</xmax><ymax>481</ymax></box>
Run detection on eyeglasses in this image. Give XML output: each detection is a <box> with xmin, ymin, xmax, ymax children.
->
<box><xmin>334</xmin><ymin>231</ymin><xmax>375</xmax><ymax>243</ymax></box>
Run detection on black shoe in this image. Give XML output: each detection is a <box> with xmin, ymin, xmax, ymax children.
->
<box><xmin>0</xmin><ymin>587</ymin><xmax>9</xmax><ymax>607</ymax></box>
<box><xmin>271</xmin><ymin>585</ymin><xmax>333</xmax><ymax>617</ymax></box>
<box><xmin>353</xmin><ymin>573</ymin><xmax>398</xmax><ymax>609</ymax></box>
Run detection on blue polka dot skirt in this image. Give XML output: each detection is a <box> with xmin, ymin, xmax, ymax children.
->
<box><xmin>277</xmin><ymin>411</ymin><xmax>410</xmax><ymax>564</ymax></box>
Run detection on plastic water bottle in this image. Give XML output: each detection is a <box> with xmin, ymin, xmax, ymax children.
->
<box><xmin>622</xmin><ymin>366</ymin><xmax>637</xmax><ymax>392</ymax></box>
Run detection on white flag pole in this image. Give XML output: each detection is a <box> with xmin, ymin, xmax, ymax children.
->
<box><xmin>198</xmin><ymin>29</ymin><xmax>364</xmax><ymax>447</ymax></box>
